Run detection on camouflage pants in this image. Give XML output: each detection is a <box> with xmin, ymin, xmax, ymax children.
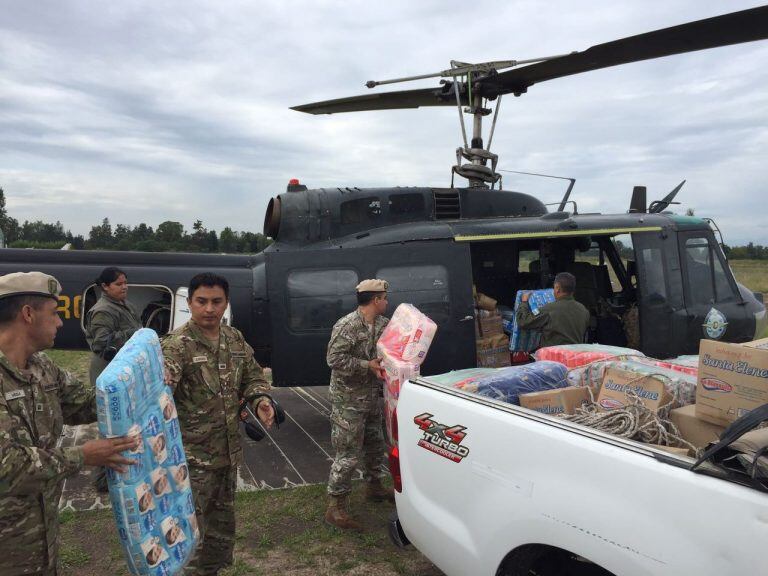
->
<box><xmin>327</xmin><ymin>399</ymin><xmax>388</xmax><ymax>496</ymax></box>
<box><xmin>184</xmin><ymin>465</ymin><xmax>236</xmax><ymax>576</ymax></box>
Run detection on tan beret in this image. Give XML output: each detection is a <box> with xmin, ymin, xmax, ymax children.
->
<box><xmin>0</xmin><ymin>272</ymin><xmax>62</xmax><ymax>300</ymax></box>
<box><xmin>356</xmin><ymin>278</ymin><xmax>389</xmax><ymax>293</ymax></box>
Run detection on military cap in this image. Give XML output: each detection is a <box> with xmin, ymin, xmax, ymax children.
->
<box><xmin>356</xmin><ymin>278</ymin><xmax>388</xmax><ymax>293</ymax></box>
<box><xmin>0</xmin><ymin>271</ymin><xmax>62</xmax><ymax>300</ymax></box>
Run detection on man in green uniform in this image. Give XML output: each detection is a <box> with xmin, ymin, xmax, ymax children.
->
<box><xmin>516</xmin><ymin>272</ymin><xmax>590</xmax><ymax>348</ymax></box>
<box><xmin>0</xmin><ymin>272</ymin><xmax>138</xmax><ymax>576</ymax></box>
<box><xmin>324</xmin><ymin>279</ymin><xmax>393</xmax><ymax>531</ymax></box>
<box><xmin>162</xmin><ymin>272</ymin><xmax>274</xmax><ymax>576</ymax></box>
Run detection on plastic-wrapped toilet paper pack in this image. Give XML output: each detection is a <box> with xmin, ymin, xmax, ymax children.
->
<box><xmin>97</xmin><ymin>328</ymin><xmax>198</xmax><ymax>576</ymax></box>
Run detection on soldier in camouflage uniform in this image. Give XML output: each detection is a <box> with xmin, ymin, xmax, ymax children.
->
<box><xmin>0</xmin><ymin>272</ymin><xmax>138</xmax><ymax>576</ymax></box>
<box><xmin>162</xmin><ymin>272</ymin><xmax>274</xmax><ymax>576</ymax></box>
<box><xmin>85</xmin><ymin>267</ymin><xmax>142</xmax><ymax>387</ymax></box>
<box><xmin>85</xmin><ymin>267</ymin><xmax>143</xmax><ymax>493</ymax></box>
<box><xmin>325</xmin><ymin>278</ymin><xmax>393</xmax><ymax>531</ymax></box>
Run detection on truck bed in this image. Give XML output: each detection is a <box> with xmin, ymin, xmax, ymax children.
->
<box><xmin>391</xmin><ymin>376</ymin><xmax>768</xmax><ymax>576</ymax></box>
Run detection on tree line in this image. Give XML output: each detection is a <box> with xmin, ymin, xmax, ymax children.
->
<box><xmin>0</xmin><ymin>188</ymin><xmax>271</xmax><ymax>253</ymax></box>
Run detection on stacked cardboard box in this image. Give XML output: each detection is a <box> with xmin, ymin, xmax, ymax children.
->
<box><xmin>669</xmin><ymin>403</ymin><xmax>724</xmax><ymax>449</ymax></box>
<box><xmin>695</xmin><ymin>338</ymin><xmax>768</xmax><ymax>427</ymax></box>
<box><xmin>519</xmin><ymin>386</ymin><xmax>590</xmax><ymax>416</ymax></box>
<box><xmin>476</xmin><ymin>332</ymin><xmax>511</xmax><ymax>368</ymax></box>
<box><xmin>596</xmin><ymin>366</ymin><xmax>672</xmax><ymax>413</ymax></box>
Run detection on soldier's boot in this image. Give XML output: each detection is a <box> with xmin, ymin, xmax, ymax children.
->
<box><xmin>324</xmin><ymin>495</ymin><xmax>362</xmax><ymax>530</ymax></box>
<box><xmin>365</xmin><ymin>478</ymin><xmax>395</xmax><ymax>503</ymax></box>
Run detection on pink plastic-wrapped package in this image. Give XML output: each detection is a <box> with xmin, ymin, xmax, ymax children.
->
<box><xmin>377</xmin><ymin>303</ymin><xmax>437</xmax><ymax>364</ymax></box>
<box><xmin>534</xmin><ymin>343</ymin><xmax>644</xmax><ymax>369</ymax></box>
<box><xmin>380</xmin><ymin>350</ymin><xmax>420</xmax><ymax>401</ymax></box>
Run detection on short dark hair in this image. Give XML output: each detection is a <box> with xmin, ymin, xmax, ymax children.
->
<box><xmin>357</xmin><ymin>291</ymin><xmax>385</xmax><ymax>306</ymax></box>
<box><xmin>188</xmin><ymin>273</ymin><xmax>229</xmax><ymax>300</ymax></box>
<box><xmin>554</xmin><ymin>272</ymin><xmax>576</xmax><ymax>294</ymax></box>
<box><xmin>0</xmin><ymin>295</ymin><xmax>50</xmax><ymax>325</ymax></box>
<box><xmin>96</xmin><ymin>267</ymin><xmax>127</xmax><ymax>286</ymax></box>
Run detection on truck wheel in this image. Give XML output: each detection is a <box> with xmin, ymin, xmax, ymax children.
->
<box><xmin>497</xmin><ymin>545</ymin><xmax>614</xmax><ymax>576</ymax></box>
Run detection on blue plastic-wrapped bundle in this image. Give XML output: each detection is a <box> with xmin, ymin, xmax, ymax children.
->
<box><xmin>97</xmin><ymin>329</ymin><xmax>199</xmax><ymax>576</ymax></box>
<box><xmin>509</xmin><ymin>289</ymin><xmax>556</xmax><ymax>351</ymax></box>
<box><xmin>475</xmin><ymin>361</ymin><xmax>568</xmax><ymax>404</ymax></box>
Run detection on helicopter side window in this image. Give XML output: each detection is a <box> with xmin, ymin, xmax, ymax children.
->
<box><xmin>685</xmin><ymin>238</ymin><xmax>715</xmax><ymax>304</ymax></box>
<box><xmin>640</xmin><ymin>247</ymin><xmax>668</xmax><ymax>304</ymax></box>
<box><xmin>287</xmin><ymin>269</ymin><xmax>358</xmax><ymax>331</ymax></box>
<box><xmin>376</xmin><ymin>265</ymin><xmax>450</xmax><ymax>323</ymax></box>
<box><xmin>712</xmin><ymin>252</ymin><xmax>737</xmax><ymax>302</ymax></box>
<box><xmin>340</xmin><ymin>197</ymin><xmax>381</xmax><ymax>225</ymax></box>
<box><xmin>684</xmin><ymin>237</ymin><xmax>738</xmax><ymax>304</ymax></box>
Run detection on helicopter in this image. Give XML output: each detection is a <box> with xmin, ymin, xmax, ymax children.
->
<box><xmin>1</xmin><ymin>6</ymin><xmax>767</xmax><ymax>386</ymax></box>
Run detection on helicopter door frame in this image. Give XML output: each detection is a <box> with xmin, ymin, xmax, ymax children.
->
<box><xmin>677</xmin><ymin>230</ymin><xmax>752</xmax><ymax>347</ymax></box>
<box><xmin>265</xmin><ymin>242</ymin><xmax>476</xmax><ymax>386</ymax></box>
<box><xmin>80</xmin><ymin>283</ymin><xmax>176</xmax><ymax>337</ymax></box>
<box><xmin>632</xmin><ymin>230</ymin><xmax>687</xmax><ymax>358</ymax></box>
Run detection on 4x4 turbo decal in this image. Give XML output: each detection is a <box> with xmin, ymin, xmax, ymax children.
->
<box><xmin>413</xmin><ymin>412</ymin><xmax>470</xmax><ymax>463</ymax></box>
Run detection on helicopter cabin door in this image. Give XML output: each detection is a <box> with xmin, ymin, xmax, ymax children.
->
<box><xmin>265</xmin><ymin>241</ymin><xmax>476</xmax><ymax>386</ymax></box>
<box><xmin>677</xmin><ymin>231</ymin><xmax>752</xmax><ymax>349</ymax></box>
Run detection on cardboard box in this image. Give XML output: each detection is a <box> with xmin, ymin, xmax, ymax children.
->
<box><xmin>475</xmin><ymin>312</ymin><xmax>503</xmax><ymax>338</ymax></box>
<box><xmin>696</xmin><ymin>339</ymin><xmax>768</xmax><ymax>426</ymax></box>
<box><xmin>646</xmin><ymin>444</ymin><xmax>691</xmax><ymax>457</ymax></box>
<box><xmin>597</xmin><ymin>366</ymin><xmax>672</xmax><ymax>413</ymax></box>
<box><xmin>669</xmin><ymin>403</ymin><xmax>725</xmax><ymax>448</ymax></box>
<box><xmin>519</xmin><ymin>386</ymin><xmax>590</xmax><ymax>416</ymax></box>
<box><xmin>476</xmin><ymin>334</ymin><xmax>510</xmax><ymax>368</ymax></box>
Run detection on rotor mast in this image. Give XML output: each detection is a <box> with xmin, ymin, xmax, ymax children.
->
<box><xmin>366</xmin><ymin>56</ymin><xmax>567</xmax><ymax>189</ymax></box>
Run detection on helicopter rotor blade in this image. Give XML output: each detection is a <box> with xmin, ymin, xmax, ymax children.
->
<box><xmin>477</xmin><ymin>5</ymin><xmax>768</xmax><ymax>98</ymax></box>
<box><xmin>292</xmin><ymin>6</ymin><xmax>768</xmax><ymax>114</ymax></box>
<box><xmin>291</xmin><ymin>84</ymin><xmax>468</xmax><ymax>115</ymax></box>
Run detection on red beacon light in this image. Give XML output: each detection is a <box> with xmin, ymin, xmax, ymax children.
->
<box><xmin>286</xmin><ymin>178</ymin><xmax>307</xmax><ymax>192</ymax></box>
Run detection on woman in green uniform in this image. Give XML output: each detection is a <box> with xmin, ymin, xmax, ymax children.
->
<box><xmin>85</xmin><ymin>267</ymin><xmax>143</xmax><ymax>385</ymax></box>
<box><xmin>86</xmin><ymin>267</ymin><xmax>143</xmax><ymax>492</ymax></box>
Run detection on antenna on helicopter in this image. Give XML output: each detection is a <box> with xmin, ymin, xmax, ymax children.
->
<box><xmin>499</xmin><ymin>169</ymin><xmax>577</xmax><ymax>212</ymax></box>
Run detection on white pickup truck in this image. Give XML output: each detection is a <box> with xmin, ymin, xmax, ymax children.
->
<box><xmin>386</xmin><ymin>375</ymin><xmax>768</xmax><ymax>576</ymax></box>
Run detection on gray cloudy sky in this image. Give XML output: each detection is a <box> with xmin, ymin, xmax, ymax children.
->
<box><xmin>1</xmin><ymin>0</ymin><xmax>766</xmax><ymax>244</ymax></box>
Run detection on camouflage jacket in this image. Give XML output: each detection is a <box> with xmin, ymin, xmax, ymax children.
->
<box><xmin>0</xmin><ymin>351</ymin><xmax>96</xmax><ymax>576</ymax></box>
<box><xmin>326</xmin><ymin>309</ymin><xmax>389</xmax><ymax>404</ymax></box>
<box><xmin>162</xmin><ymin>321</ymin><xmax>271</xmax><ymax>470</ymax></box>
<box><xmin>85</xmin><ymin>294</ymin><xmax>142</xmax><ymax>356</ymax></box>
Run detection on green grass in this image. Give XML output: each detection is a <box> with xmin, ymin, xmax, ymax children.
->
<box><xmin>60</xmin><ymin>484</ymin><xmax>440</xmax><ymax>576</ymax></box>
<box><xmin>730</xmin><ymin>259</ymin><xmax>768</xmax><ymax>295</ymax></box>
<box><xmin>47</xmin><ymin>349</ymin><xmax>90</xmax><ymax>382</ymax></box>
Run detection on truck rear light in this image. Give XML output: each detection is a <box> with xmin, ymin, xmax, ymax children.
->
<box><xmin>389</xmin><ymin>445</ymin><xmax>402</xmax><ymax>493</ymax></box>
<box><xmin>391</xmin><ymin>406</ymin><xmax>398</xmax><ymax>444</ymax></box>
<box><xmin>388</xmin><ymin>407</ymin><xmax>402</xmax><ymax>492</ymax></box>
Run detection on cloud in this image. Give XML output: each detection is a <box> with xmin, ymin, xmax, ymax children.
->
<box><xmin>0</xmin><ymin>0</ymin><xmax>766</xmax><ymax>247</ymax></box>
